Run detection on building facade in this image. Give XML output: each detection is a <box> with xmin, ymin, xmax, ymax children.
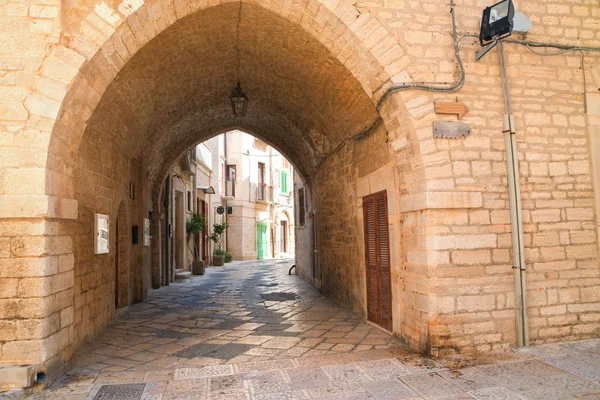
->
<box><xmin>207</xmin><ymin>130</ymin><xmax>295</xmax><ymax>261</ymax></box>
<box><xmin>0</xmin><ymin>0</ymin><xmax>599</xmax><ymax>388</ymax></box>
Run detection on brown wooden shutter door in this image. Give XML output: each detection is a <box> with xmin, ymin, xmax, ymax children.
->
<box><xmin>363</xmin><ymin>191</ymin><xmax>392</xmax><ymax>331</ymax></box>
<box><xmin>363</xmin><ymin>196</ymin><xmax>380</xmax><ymax>324</ymax></box>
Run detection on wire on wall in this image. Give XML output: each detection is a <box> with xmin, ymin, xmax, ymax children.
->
<box><xmin>311</xmin><ymin>0</ymin><xmax>465</xmax><ymax>180</ymax></box>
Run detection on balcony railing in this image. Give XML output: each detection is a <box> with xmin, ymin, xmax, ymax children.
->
<box><xmin>225</xmin><ymin>178</ymin><xmax>235</xmax><ymax>197</ymax></box>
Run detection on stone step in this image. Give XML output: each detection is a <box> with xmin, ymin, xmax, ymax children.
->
<box><xmin>175</xmin><ymin>270</ymin><xmax>192</xmax><ymax>280</ymax></box>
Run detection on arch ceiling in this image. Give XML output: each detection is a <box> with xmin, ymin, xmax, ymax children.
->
<box><xmin>82</xmin><ymin>2</ymin><xmax>379</xmax><ymax>188</ymax></box>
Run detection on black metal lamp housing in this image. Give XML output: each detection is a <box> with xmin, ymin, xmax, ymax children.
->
<box><xmin>230</xmin><ymin>82</ymin><xmax>248</xmax><ymax>117</ymax></box>
<box><xmin>479</xmin><ymin>0</ymin><xmax>515</xmax><ymax>45</ymax></box>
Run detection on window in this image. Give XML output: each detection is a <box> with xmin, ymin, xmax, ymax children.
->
<box><xmin>257</xmin><ymin>162</ymin><xmax>266</xmax><ymax>201</ymax></box>
<box><xmin>225</xmin><ymin>164</ymin><xmax>236</xmax><ymax>197</ymax></box>
<box><xmin>221</xmin><ymin>162</ymin><xmax>225</xmax><ymax>195</ymax></box>
<box><xmin>226</xmin><ymin>165</ymin><xmax>236</xmax><ymax>181</ymax></box>
<box><xmin>280</xmin><ymin>170</ymin><xmax>288</xmax><ymax>194</ymax></box>
<box><xmin>298</xmin><ymin>188</ymin><xmax>306</xmax><ymax>227</ymax></box>
<box><xmin>187</xmin><ymin>191</ymin><xmax>192</xmax><ymax>212</ymax></box>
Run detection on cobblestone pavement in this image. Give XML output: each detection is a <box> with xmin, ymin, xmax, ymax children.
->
<box><xmin>20</xmin><ymin>259</ymin><xmax>600</xmax><ymax>399</ymax></box>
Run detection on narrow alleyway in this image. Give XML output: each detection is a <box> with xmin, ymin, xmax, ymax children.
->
<box><xmin>23</xmin><ymin>260</ymin><xmax>600</xmax><ymax>399</ymax></box>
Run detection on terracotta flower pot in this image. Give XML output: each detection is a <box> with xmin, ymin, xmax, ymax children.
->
<box><xmin>213</xmin><ymin>255</ymin><xmax>225</xmax><ymax>266</ymax></box>
<box><xmin>192</xmin><ymin>260</ymin><xmax>205</xmax><ymax>275</ymax></box>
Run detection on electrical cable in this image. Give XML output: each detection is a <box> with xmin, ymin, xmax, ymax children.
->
<box><xmin>311</xmin><ymin>0</ymin><xmax>465</xmax><ymax>179</ymax></box>
<box><xmin>311</xmin><ymin>8</ymin><xmax>600</xmax><ymax>181</ymax></box>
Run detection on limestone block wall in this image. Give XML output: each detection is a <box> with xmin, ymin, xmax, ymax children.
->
<box><xmin>1</xmin><ymin>0</ymin><xmax>600</xmax><ymax>370</ymax></box>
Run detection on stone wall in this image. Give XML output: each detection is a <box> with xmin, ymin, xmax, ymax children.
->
<box><xmin>1</xmin><ymin>0</ymin><xmax>599</xmax><ymax>373</ymax></box>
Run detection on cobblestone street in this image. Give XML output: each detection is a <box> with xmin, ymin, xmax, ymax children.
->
<box><xmin>21</xmin><ymin>259</ymin><xmax>600</xmax><ymax>399</ymax></box>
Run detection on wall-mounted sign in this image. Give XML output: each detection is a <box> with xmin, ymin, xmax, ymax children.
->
<box><xmin>216</xmin><ymin>206</ymin><xmax>225</xmax><ymax>215</ymax></box>
<box><xmin>434</xmin><ymin>98</ymin><xmax>468</xmax><ymax>119</ymax></box>
<box><xmin>433</xmin><ymin>121</ymin><xmax>471</xmax><ymax>139</ymax></box>
<box><xmin>94</xmin><ymin>213</ymin><xmax>109</xmax><ymax>254</ymax></box>
<box><xmin>144</xmin><ymin>218</ymin><xmax>151</xmax><ymax>247</ymax></box>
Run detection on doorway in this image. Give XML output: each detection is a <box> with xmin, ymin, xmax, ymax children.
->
<box><xmin>115</xmin><ymin>217</ymin><xmax>119</xmax><ymax>307</ymax></box>
<box><xmin>257</xmin><ymin>222</ymin><xmax>268</xmax><ymax>259</ymax></box>
<box><xmin>175</xmin><ymin>191</ymin><xmax>184</xmax><ymax>269</ymax></box>
<box><xmin>280</xmin><ymin>221</ymin><xmax>287</xmax><ymax>253</ymax></box>
<box><xmin>362</xmin><ymin>191</ymin><xmax>392</xmax><ymax>331</ymax></box>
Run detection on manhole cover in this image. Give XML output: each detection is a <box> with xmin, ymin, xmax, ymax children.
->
<box><xmin>92</xmin><ymin>383</ymin><xmax>146</xmax><ymax>400</ymax></box>
<box><xmin>258</xmin><ymin>283</ymin><xmax>279</xmax><ymax>287</ymax></box>
<box><xmin>261</xmin><ymin>292</ymin><xmax>297</xmax><ymax>301</ymax></box>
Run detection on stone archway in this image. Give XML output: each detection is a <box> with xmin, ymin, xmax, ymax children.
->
<box><xmin>1</xmin><ymin>0</ymin><xmax>428</xmax><ymax>374</ymax></box>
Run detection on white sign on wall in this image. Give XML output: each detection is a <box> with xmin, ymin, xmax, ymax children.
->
<box><xmin>144</xmin><ymin>218</ymin><xmax>151</xmax><ymax>247</ymax></box>
<box><xmin>94</xmin><ymin>213</ymin><xmax>110</xmax><ymax>254</ymax></box>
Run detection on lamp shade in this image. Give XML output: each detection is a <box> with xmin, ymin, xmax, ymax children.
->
<box><xmin>230</xmin><ymin>82</ymin><xmax>248</xmax><ymax>117</ymax></box>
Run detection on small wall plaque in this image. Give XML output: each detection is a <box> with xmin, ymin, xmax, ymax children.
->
<box><xmin>94</xmin><ymin>213</ymin><xmax>109</xmax><ymax>254</ymax></box>
<box><xmin>433</xmin><ymin>121</ymin><xmax>471</xmax><ymax>139</ymax></box>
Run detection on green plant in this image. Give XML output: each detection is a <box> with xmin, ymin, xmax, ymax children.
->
<box><xmin>186</xmin><ymin>213</ymin><xmax>206</xmax><ymax>261</ymax></box>
<box><xmin>210</xmin><ymin>222</ymin><xmax>229</xmax><ymax>253</ymax></box>
<box><xmin>224</xmin><ymin>252</ymin><xmax>232</xmax><ymax>263</ymax></box>
<box><xmin>214</xmin><ymin>249</ymin><xmax>227</xmax><ymax>256</ymax></box>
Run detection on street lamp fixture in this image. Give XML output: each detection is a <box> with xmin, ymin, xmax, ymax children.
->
<box><xmin>230</xmin><ymin>82</ymin><xmax>248</xmax><ymax>117</ymax></box>
<box><xmin>479</xmin><ymin>0</ymin><xmax>515</xmax><ymax>46</ymax></box>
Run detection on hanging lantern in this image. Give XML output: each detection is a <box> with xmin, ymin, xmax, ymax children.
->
<box><xmin>229</xmin><ymin>82</ymin><xmax>248</xmax><ymax>117</ymax></box>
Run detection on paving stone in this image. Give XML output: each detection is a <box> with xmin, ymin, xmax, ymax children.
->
<box><xmin>252</xmin><ymin>390</ymin><xmax>310</xmax><ymax>400</ymax></box>
<box><xmin>438</xmin><ymin>368</ymin><xmax>498</xmax><ymax>392</ymax></box>
<box><xmin>90</xmin><ymin>383</ymin><xmax>146</xmax><ymax>400</ymax></box>
<box><xmin>307</xmin><ymin>381</ymin><xmax>367</xmax><ymax>398</ymax></box>
<box><xmin>286</xmin><ymin>367</ymin><xmax>331</xmax><ymax>390</ymax></box>
<box><xmin>152</xmin><ymin>329</ymin><xmax>195</xmax><ymax>339</ymax></box>
<box><xmin>518</xmin><ymin>387</ymin><xmax>575</xmax><ymax>400</ymax></box>
<box><xmin>174</xmin><ymin>365</ymin><xmax>234</xmax><ymax>379</ymax></box>
<box><xmin>539</xmin><ymin>373</ymin><xmax>600</xmax><ymax>396</ymax></box>
<box><xmin>321</xmin><ymin>363</ymin><xmax>372</xmax><ymax>383</ymax></box>
<box><xmin>172</xmin><ymin>343</ymin><xmax>222</xmax><ymax>359</ymax></box>
<box><xmin>242</xmin><ymin>370</ymin><xmax>292</xmax><ymax>395</ymax></box>
<box><xmin>262</xmin><ymin>337</ymin><xmax>302</xmax><ymax>349</ymax></box>
<box><xmin>361</xmin><ymin>379</ymin><xmax>419</xmax><ymax>400</ymax></box>
<box><xmin>26</xmin><ymin>261</ymin><xmax>600</xmax><ymax>400</ymax></box>
<box><xmin>468</xmin><ymin>386</ymin><xmax>523</xmax><ymax>400</ymax></box>
<box><xmin>358</xmin><ymin>359</ymin><xmax>421</xmax><ymax>379</ymax></box>
<box><xmin>203</xmin><ymin>344</ymin><xmax>253</xmax><ymax>360</ymax></box>
<box><xmin>475</xmin><ymin>364</ymin><xmax>547</xmax><ymax>393</ymax></box>
<box><xmin>401</xmin><ymin>373</ymin><xmax>470</xmax><ymax>399</ymax></box>
<box><xmin>234</xmin><ymin>359</ymin><xmax>296</xmax><ymax>373</ymax></box>
<box><xmin>540</xmin><ymin>357</ymin><xmax>600</xmax><ymax>383</ymax></box>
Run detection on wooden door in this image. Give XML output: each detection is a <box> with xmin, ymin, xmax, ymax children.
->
<box><xmin>257</xmin><ymin>222</ymin><xmax>268</xmax><ymax>259</ymax></box>
<box><xmin>363</xmin><ymin>191</ymin><xmax>392</xmax><ymax>331</ymax></box>
<box><xmin>280</xmin><ymin>221</ymin><xmax>287</xmax><ymax>253</ymax></box>
<box><xmin>115</xmin><ymin>218</ymin><xmax>119</xmax><ymax>307</ymax></box>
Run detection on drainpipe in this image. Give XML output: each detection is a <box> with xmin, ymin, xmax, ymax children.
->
<box><xmin>498</xmin><ymin>41</ymin><xmax>529</xmax><ymax>347</ymax></box>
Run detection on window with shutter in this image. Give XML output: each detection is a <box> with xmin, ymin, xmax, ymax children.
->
<box><xmin>298</xmin><ymin>188</ymin><xmax>306</xmax><ymax>227</ymax></box>
<box><xmin>280</xmin><ymin>171</ymin><xmax>288</xmax><ymax>194</ymax></box>
<box><xmin>362</xmin><ymin>191</ymin><xmax>392</xmax><ymax>331</ymax></box>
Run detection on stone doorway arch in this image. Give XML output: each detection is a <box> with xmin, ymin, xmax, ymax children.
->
<box><xmin>2</xmin><ymin>0</ymin><xmax>431</xmax><ymax>373</ymax></box>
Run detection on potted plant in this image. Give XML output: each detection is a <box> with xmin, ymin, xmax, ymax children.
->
<box><xmin>186</xmin><ymin>213</ymin><xmax>206</xmax><ymax>275</ymax></box>
<box><xmin>210</xmin><ymin>222</ymin><xmax>229</xmax><ymax>266</ymax></box>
